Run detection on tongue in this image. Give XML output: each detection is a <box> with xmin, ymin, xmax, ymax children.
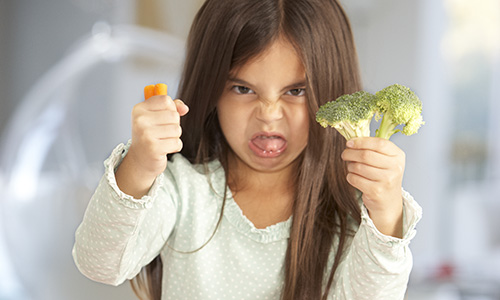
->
<box><xmin>252</xmin><ymin>136</ymin><xmax>286</xmax><ymax>152</ymax></box>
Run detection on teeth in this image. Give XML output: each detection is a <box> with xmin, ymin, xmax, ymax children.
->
<box><xmin>259</xmin><ymin>136</ymin><xmax>279</xmax><ymax>139</ymax></box>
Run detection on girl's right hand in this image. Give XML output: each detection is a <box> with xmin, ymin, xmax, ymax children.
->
<box><xmin>128</xmin><ymin>95</ymin><xmax>189</xmax><ymax>177</ymax></box>
<box><xmin>115</xmin><ymin>94</ymin><xmax>188</xmax><ymax>199</ymax></box>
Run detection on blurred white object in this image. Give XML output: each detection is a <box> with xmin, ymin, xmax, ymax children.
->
<box><xmin>0</xmin><ymin>23</ymin><xmax>184</xmax><ymax>300</ymax></box>
<box><xmin>406</xmin><ymin>282</ymin><xmax>461</xmax><ymax>300</ymax></box>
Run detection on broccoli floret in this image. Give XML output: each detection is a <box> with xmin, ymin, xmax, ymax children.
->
<box><xmin>374</xmin><ymin>84</ymin><xmax>425</xmax><ymax>139</ymax></box>
<box><xmin>315</xmin><ymin>91</ymin><xmax>377</xmax><ymax>140</ymax></box>
<box><xmin>315</xmin><ymin>84</ymin><xmax>424</xmax><ymax>141</ymax></box>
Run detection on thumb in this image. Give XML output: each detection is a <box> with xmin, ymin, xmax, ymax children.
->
<box><xmin>174</xmin><ymin>99</ymin><xmax>189</xmax><ymax>116</ymax></box>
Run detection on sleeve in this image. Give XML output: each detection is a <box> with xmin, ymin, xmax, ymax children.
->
<box><xmin>330</xmin><ymin>189</ymin><xmax>422</xmax><ymax>300</ymax></box>
<box><xmin>72</xmin><ymin>141</ymin><xmax>178</xmax><ymax>286</ymax></box>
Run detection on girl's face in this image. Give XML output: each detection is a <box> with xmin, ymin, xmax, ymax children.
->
<box><xmin>217</xmin><ymin>38</ymin><xmax>309</xmax><ymax>176</ymax></box>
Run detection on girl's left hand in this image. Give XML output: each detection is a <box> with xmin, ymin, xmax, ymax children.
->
<box><xmin>341</xmin><ymin>137</ymin><xmax>405</xmax><ymax>238</ymax></box>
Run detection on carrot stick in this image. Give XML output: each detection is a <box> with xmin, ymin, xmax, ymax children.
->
<box><xmin>144</xmin><ymin>84</ymin><xmax>155</xmax><ymax>100</ymax></box>
<box><xmin>154</xmin><ymin>83</ymin><xmax>167</xmax><ymax>96</ymax></box>
<box><xmin>144</xmin><ymin>83</ymin><xmax>168</xmax><ymax>100</ymax></box>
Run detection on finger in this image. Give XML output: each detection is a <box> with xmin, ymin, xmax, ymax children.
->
<box><xmin>154</xmin><ymin>83</ymin><xmax>167</xmax><ymax>96</ymax></box>
<box><xmin>147</xmin><ymin>110</ymin><xmax>181</xmax><ymax>126</ymax></box>
<box><xmin>134</xmin><ymin>110</ymin><xmax>181</xmax><ymax>132</ymax></box>
<box><xmin>348</xmin><ymin>160</ymin><xmax>403</xmax><ymax>185</ymax></box>
<box><xmin>158</xmin><ymin>124</ymin><xmax>182</xmax><ymax>139</ymax></box>
<box><xmin>346</xmin><ymin>137</ymin><xmax>401</xmax><ymax>156</ymax></box>
<box><xmin>144</xmin><ymin>85</ymin><xmax>155</xmax><ymax>100</ymax></box>
<box><xmin>342</xmin><ymin>148</ymin><xmax>394</xmax><ymax>169</ymax></box>
<box><xmin>141</xmin><ymin>124</ymin><xmax>182</xmax><ymax>140</ymax></box>
<box><xmin>158</xmin><ymin>138</ymin><xmax>183</xmax><ymax>154</ymax></box>
<box><xmin>143</xmin><ymin>138</ymin><xmax>183</xmax><ymax>157</ymax></box>
<box><xmin>347</xmin><ymin>161</ymin><xmax>386</xmax><ymax>182</ymax></box>
<box><xmin>174</xmin><ymin>99</ymin><xmax>189</xmax><ymax>116</ymax></box>
<box><xmin>142</xmin><ymin>95</ymin><xmax>177</xmax><ymax>111</ymax></box>
<box><xmin>346</xmin><ymin>171</ymin><xmax>375</xmax><ymax>194</ymax></box>
<box><xmin>345</xmin><ymin>171</ymin><xmax>392</xmax><ymax>205</ymax></box>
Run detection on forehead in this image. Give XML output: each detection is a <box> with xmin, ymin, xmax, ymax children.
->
<box><xmin>230</xmin><ymin>38</ymin><xmax>306</xmax><ymax>84</ymax></box>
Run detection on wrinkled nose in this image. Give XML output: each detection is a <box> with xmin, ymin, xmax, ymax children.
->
<box><xmin>256</xmin><ymin>98</ymin><xmax>283</xmax><ymax>124</ymax></box>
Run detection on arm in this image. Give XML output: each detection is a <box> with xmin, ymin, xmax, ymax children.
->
<box><xmin>330</xmin><ymin>190</ymin><xmax>422</xmax><ymax>299</ymax></box>
<box><xmin>72</xmin><ymin>142</ymin><xmax>178</xmax><ymax>286</ymax></box>
<box><xmin>329</xmin><ymin>137</ymin><xmax>421</xmax><ymax>299</ymax></box>
<box><xmin>73</xmin><ymin>85</ymin><xmax>188</xmax><ymax>285</ymax></box>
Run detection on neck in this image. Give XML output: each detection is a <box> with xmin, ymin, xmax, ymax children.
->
<box><xmin>226</xmin><ymin>153</ymin><xmax>297</xmax><ymax>193</ymax></box>
<box><xmin>225</xmin><ymin>152</ymin><xmax>297</xmax><ymax>228</ymax></box>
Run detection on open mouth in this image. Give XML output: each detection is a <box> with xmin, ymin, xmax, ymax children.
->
<box><xmin>249</xmin><ymin>133</ymin><xmax>287</xmax><ymax>158</ymax></box>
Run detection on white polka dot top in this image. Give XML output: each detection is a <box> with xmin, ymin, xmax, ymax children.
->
<box><xmin>73</xmin><ymin>141</ymin><xmax>422</xmax><ymax>300</ymax></box>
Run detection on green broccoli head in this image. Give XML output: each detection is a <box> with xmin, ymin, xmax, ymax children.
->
<box><xmin>374</xmin><ymin>84</ymin><xmax>425</xmax><ymax>139</ymax></box>
<box><xmin>315</xmin><ymin>91</ymin><xmax>377</xmax><ymax>140</ymax></box>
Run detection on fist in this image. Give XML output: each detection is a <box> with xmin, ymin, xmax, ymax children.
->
<box><xmin>127</xmin><ymin>93</ymin><xmax>189</xmax><ymax>176</ymax></box>
<box><xmin>341</xmin><ymin>137</ymin><xmax>405</xmax><ymax>236</ymax></box>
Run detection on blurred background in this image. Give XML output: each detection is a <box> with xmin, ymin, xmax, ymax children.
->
<box><xmin>0</xmin><ymin>0</ymin><xmax>498</xmax><ymax>299</ymax></box>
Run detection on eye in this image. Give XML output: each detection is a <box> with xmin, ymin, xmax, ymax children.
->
<box><xmin>232</xmin><ymin>85</ymin><xmax>254</xmax><ymax>94</ymax></box>
<box><xmin>287</xmin><ymin>88</ymin><xmax>306</xmax><ymax>96</ymax></box>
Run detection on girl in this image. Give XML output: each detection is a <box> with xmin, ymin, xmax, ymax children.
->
<box><xmin>73</xmin><ymin>0</ymin><xmax>422</xmax><ymax>299</ymax></box>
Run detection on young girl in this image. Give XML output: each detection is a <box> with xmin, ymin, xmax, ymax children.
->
<box><xmin>73</xmin><ymin>0</ymin><xmax>422</xmax><ymax>299</ymax></box>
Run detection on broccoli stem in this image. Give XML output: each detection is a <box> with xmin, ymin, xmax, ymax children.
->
<box><xmin>375</xmin><ymin>113</ymin><xmax>400</xmax><ymax>139</ymax></box>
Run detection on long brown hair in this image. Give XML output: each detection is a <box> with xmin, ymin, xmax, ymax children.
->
<box><xmin>131</xmin><ymin>0</ymin><xmax>362</xmax><ymax>299</ymax></box>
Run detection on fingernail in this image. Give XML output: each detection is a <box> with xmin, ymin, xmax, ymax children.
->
<box><xmin>346</xmin><ymin>140</ymin><xmax>354</xmax><ymax>148</ymax></box>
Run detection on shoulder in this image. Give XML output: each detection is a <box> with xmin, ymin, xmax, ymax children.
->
<box><xmin>161</xmin><ymin>155</ymin><xmax>228</xmax><ymax>250</ymax></box>
<box><xmin>162</xmin><ymin>153</ymin><xmax>227</xmax><ymax>199</ymax></box>
<box><xmin>165</xmin><ymin>154</ymin><xmax>223</xmax><ymax>180</ymax></box>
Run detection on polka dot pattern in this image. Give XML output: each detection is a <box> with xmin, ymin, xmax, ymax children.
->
<box><xmin>73</xmin><ymin>142</ymin><xmax>422</xmax><ymax>299</ymax></box>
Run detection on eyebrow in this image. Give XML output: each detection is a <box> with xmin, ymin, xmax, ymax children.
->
<box><xmin>227</xmin><ymin>77</ymin><xmax>306</xmax><ymax>93</ymax></box>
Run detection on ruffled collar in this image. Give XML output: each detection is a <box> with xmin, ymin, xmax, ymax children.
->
<box><xmin>207</xmin><ymin>159</ymin><xmax>292</xmax><ymax>244</ymax></box>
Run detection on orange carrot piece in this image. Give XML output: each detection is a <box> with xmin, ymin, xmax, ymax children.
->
<box><xmin>154</xmin><ymin>83</ymin><xmax>167</xmax><ymax>96</ymax></box>
<box><xmin>144</xmin><ymin>84</ymin><xmax>155</xmax><ymax>100</ymax></box>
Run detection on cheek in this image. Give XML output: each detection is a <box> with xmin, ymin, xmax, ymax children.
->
<box><xmin>291</xmin><ymin>106</ymin><xmax>310</xmax><ymax>146</ymax></box>
<box><xmin>298</xmin><ymin>123</ymin><xmax>310</xmax><ymax>147</ymax></box>
<box><xmin>217</xmin><ymin>96</ymin><xmax>236</xmax><ymax>124</ymax></box>
<box><xmin>217</xmin><ymin>111</ymin><xmax>236</xmax><ymax>143</ymax></box>
<box><xmin>217</xmin><ymin>104</ymin><xmax>230</xmax><ymax>127</ymax></box>
<box><xmin>217</xmin><ymin>99</ymin><xmax>252</xmax><ymax>138</ymax></box>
